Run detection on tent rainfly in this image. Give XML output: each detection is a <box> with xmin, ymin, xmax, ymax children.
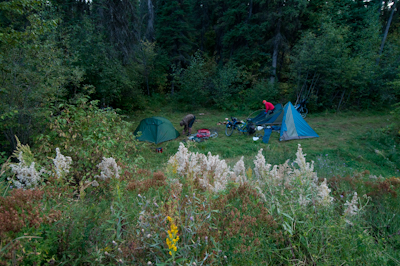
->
<box><xmin>250</xmin><ymin>102</ymin><xmax>319</xmax><ymax>141</ymax></box>
<box><xmin>134</xmin><ymin>117</ymin><xmax>180</xmax><ymax>144</ymax></box>
<box><xmin>279</xmin><ymin>102</ymin><xmax>319</xmax><ymax>141</ymax></box>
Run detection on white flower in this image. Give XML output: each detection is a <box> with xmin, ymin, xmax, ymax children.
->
<box><xmin>233</xmin><ymin>156</ymin><xmax>247</xmax><ymax>184</ymax></box>
<box><xmin>10</xmin><ymin>152</ymin><xmax>46</xmax><ymax>188</ymax></box>
<box><xmin>94</xmin><ymin>157</ymin><xmax>121</xmax><ymax>180</ymax></box>
<box><xmin>293</xmin><ymin>144</ymin><xmax>317</xmax><ymax>184</ymax></box>
<box><xmin>316</xmin><ymin>179</ymin><xmax>333</xmax><ymax>206</ymax></box>
<box><xmin>253</xmin><ymin>149</ymin><xmax>268</xmax><ymax>179</ymax></box>
<box><xmin>345</xmin><ymin>219</ymin><xmax>354</xmax><ymax>226</ymax></box>
<box><xmin>344</xmin><ymin>192</ymin><xmax>359</xmax><ymax>216</ymax></box>
<box><xmin>168</xmin><ymin>143</ymin><xmax>237</xmax><ymax>192</ymax></box>
<box><xmin>53</xmin><ymin>148</ymin><xmax>72</xmax><ymax>179</ymax></box>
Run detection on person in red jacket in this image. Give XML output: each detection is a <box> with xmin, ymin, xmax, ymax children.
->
<box><xmin>263</xmin><ymin>100</ymin><xmax>275</xmax><ymax>115</ymax></box>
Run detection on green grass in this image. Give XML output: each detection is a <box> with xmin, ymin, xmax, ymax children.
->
<box><xmin>129</xmin><ymin>107</ymin><xmax>399</xmax><ymax>178</ymax></box>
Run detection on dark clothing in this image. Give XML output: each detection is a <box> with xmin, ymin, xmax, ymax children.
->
<box><xmin>265</xmin><ymin>108</ymin><xmax>275</xmax><ymax>115</ymax></box>
<box><xmin>188</xmin><ymin>116</ymin><xmax>195</xmax><ymax>128</ymax></box>
<box><xmin>181</xmin><ymin>114</ymin><xmax>195</xmax><ymax>131</ymax></box>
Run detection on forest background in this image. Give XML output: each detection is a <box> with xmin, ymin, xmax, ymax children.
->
<box><xmin>1</xmin><ymin>0</ymin><xmax>400</xmax><ymax>152</ymax></box>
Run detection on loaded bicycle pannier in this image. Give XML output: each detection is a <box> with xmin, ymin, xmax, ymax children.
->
<box><xmin>246</xmin><ymin>122</ymin><xmax>256</xmax><ymax>135</ymax></box>
<box><xmin>197</xmin><ymin>129</ymin><xmax>211</xmax><ymax>138</ymax></box>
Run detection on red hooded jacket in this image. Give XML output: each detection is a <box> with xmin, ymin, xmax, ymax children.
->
<box><xmin>263</xmin><ymin>101</ymin><xmax>275</xmax><ymax>112</ymax></box>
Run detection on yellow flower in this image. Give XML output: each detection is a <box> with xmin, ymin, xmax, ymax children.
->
<box><xmin>165</xmin><ymin>215</ymin><xmax>179</xmax><ymax>258</ymax></box>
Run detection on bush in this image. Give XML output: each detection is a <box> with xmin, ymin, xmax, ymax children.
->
<box><xmin>211</xmin><ymin>63</ymin><xmax>251</xmax><ymax>111</ymax></box>
<box><xmin>0</xmin><ymin>189</ymin><xmax>61</xmax><ymax>240</ymax></box>
<box><xmin>243</xmin><ymin>80</ymin><xmax>279</xmax><ymax>110</ymax></box>
<box><xmin>0</xmin><ymin>0</ymin><xmax>83</xmax><ymax>152</ymax></box>
<box><xmin>173</xmin><ymin>52</ymin><xmax>216</xmax><ymax>108</ymax></box>
<box><xmin>35</xmin><ymin>96</ymin><xmax>143</xmax><ymax>182</ymax></box>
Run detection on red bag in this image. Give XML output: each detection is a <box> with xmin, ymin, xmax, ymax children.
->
<box><xmin>196</xmin><ymin>129</ymin><xmax>210</xmax><ymax>138</ymax></box>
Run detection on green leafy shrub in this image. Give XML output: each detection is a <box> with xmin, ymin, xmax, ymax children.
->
<box><xmin>35</xmin><ymin>96</ymin><xmax>143</xmax><ymax>182</ymax></box>
<box><xmin>0</xmin><ymin>0</ymin><xmax>84</xmax><ymax>151</ymax></box>
<box><xmin>173</xmin><ymin>52</ymin><xmax>216</xmax><ymax>109</ymax></box>
<box><xmin>211</xmin><ymin>63</ymin><xmax>250</xmax><ymax>111</ymax></box>
<box><xmin>243</xmin><ymin>80</ymin><xmax>279</xmax><ymax>110</ymax></box>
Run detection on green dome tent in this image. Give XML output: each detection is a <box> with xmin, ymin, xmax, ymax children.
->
<box><xmin>134</xmin><ymin>117</ymin><xmax>180</xmax><ymax>144</ymax></box>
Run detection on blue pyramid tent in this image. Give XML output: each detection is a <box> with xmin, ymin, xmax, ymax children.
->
<box><xmin>280</xmin><ymin>102</ymin><xmax>319</xmax><ymax>141</ymax></box>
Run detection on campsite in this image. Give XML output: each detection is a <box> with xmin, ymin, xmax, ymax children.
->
<box><xmin>130</xmin><ymin>107</ymin><xmax>399</xmax><ymax>179</ymax></box>
<box><xmin>1</xmin><ymin>0</ymin><xmax>400</xmax><ymax>264</ymax></box>
<box><xmin>1</xmin><ymin>99</ymin><xmax>400</xmax><ymax>264</ymax></box>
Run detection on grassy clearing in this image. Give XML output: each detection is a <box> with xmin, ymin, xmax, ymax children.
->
<box><xmin>129</xmin><ymin>107</ymin><xmax>399</xmax><ymax>178</ymax></box>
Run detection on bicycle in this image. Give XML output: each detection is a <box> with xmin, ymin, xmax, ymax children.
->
<box><xmin>294</xmin><ymin>99</ymin><xmax>308</xmax><ymax>118</ymax></box>
<box><xmin>225</xmin><ymin>117</ymin><xmax>252</xmax><ymax>136</ymax></box>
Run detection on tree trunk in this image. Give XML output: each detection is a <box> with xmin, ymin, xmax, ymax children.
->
<box><xmin>146</xmin><ymin>76</ymin><xmax>150</xmax><ymax>96</ymax></box>
<box><xmin>270</xmin><ymin>6</ymin><xmax>282</xmax><ymax>84</ymax></box>
<box><xmin>270</xmin><ymin>31</ymin><xmax>281</xmax><ymax>83</ymax></box>
<box><xmin>377</xmin><ymin>1</ymin><xmax>397</xmax><ymax>65</ymax></box>
<box><xmin>248</xmin><ymin>0</ymin><xmax>253</xmax><ymax>21</ymax></box>
<box><xmin>146</xmin><ymin>0</ymin><xmax>155</xmax><ymax>41</ymax></box>
<box><xmin>337</xmin><ymin>90</ymin><xmax>346</xmax><ymax>113</ymax></box>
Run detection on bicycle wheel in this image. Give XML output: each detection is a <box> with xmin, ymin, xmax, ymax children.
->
<box><xmin>241</xmin><ymin>128</ymin><xmax>250</xmax><ymax>136</ymax></box>
<box><xmin>300</xmin><ymin>107</ymin><xmax>308</xmax><ymax>119</ymax></box>
<box><xmin>210</xmin><ymin>131</ymin><xmax>218</xmax><ymax>138</ymax></box>
<box><xmin>225</xmin><ymin>125</ymin><xmax>234</xmax><ymax>136</ymax></box>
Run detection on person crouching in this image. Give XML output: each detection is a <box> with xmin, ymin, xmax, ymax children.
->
<box><xmin>262</xmin><ymin>100</ymin><xmax>275</xmax><ymax>115</ymax></box>
<box><xmin>180</xmin><ymin>114</ymin><xmax>196</xmax><ymax>136</ymax></box>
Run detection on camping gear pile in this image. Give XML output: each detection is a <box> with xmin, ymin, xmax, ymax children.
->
<box><xmin>189</xmin><ymin>129</ymin><xmax>216</xmax><ymax>142</ymax></box>
<box><xmin>196</xmin><ymin>129</ymin><xmax>211</xmax><ymax>138</ymax></box>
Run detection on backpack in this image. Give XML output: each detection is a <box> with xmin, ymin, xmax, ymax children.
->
<box><xmin>196</xmin><ymin>129</ymin><xmax>210</xmax><ymax>138</ymax></box>
<box><xmin>246</xmin><ymin>122</ymin><xmax>256</xmax><ymax>135</ymax></box>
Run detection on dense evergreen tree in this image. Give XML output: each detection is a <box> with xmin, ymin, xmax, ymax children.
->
<box><xmin>1</xmin><ymin>0</ymin><xmax>400</xmax><ymax>124</ymax></box>
<box><xmin>156</xmin><ymin>0</ymin><xmax>193</xmax><ymax>66</ymax></box>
